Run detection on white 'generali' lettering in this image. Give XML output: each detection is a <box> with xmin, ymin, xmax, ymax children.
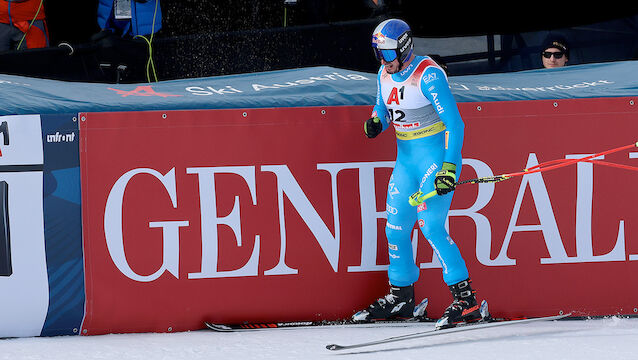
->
<box><xmin>104</xmin><ymin>155</ymin><xmax>636</xmax><ymax>282</ymax></box>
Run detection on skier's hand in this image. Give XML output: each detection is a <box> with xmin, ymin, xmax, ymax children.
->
<box><xmin>434</xmin><ymin>162</ymin><xmax>457</xmax><ymax>195</ymax></box>
<box><xmin>364</xmin><ymin>117</ymin><xmax>382</xmax><ymax>138</ymax></box>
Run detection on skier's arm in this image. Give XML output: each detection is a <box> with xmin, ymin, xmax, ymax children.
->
<box><xmin>365</xmin><ymin>69</ymin><xmax>391</xmax><ymax>138</ymax></box>
<box><xmin>409</xmin><ymin>66</ymin><xmax>465</xmax><ymax>204</ymax></box>
<box><xmin>420</xmin><ymin>66</ymin><xmax>464</xmax><ymax>164</ymax></box>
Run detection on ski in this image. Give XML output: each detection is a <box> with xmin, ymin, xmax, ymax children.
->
<box><xmin>205</xmin><ymin>298</ymin><xmax>431</xmax><ymax>332</ymax></box>
<box><xmin>205</xmin><ymin>317</ymin><xmax>434</xmax><ymax>332</ymax></box>
<box><xmin>325</xmin><ymin>313</ymin><xmax>571</xmax><ymax>351</ymax></box>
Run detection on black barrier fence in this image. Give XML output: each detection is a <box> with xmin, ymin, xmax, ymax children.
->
<box><xmin>0</xmin><ymin>16</ymin><xmax>637</xmax><ymax>83</ymax></box>
<box><xmin>152</xmin><ymin>19</ymin><xmax>380</xmax><ymax>81</ymax></box>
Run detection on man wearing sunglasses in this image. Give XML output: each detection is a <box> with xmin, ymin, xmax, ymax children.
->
<box><xmin>541</xmin><ymin>35</ymin><xmax>569</xmax><ymax>69</ymax></box>
<box><xmin>354</xmin><ymin>18</ymin><xmax>484</xmax><ymax>330</ymax></box>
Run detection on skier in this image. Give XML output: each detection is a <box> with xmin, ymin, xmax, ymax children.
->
<box><xmin>353</xmin><ymin>18</ymin><xmax>482</xmax><ymax>329</ymax></box>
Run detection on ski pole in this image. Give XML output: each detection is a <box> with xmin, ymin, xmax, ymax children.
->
<box><xmin>409</xmin><ymin>141</ymin><xmax>638</xmax><ymax>206</ymax></box>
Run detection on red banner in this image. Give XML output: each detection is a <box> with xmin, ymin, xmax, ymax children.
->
<box><xmin>79</xmin><ymin>98</ymin><xmax>638</xmax><ymax>335</ymax></box>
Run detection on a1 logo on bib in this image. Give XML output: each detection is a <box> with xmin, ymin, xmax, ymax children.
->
<box><xmin>386</xmin><ymin>86</ymin><xmax>404</xmax><ymax>105</ymax></box>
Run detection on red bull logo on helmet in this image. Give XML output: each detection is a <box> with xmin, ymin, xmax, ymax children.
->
<box><xmin>372</xmin><ymin>33</ymin><xmax>386</xmax><ymax>45</ymax></box>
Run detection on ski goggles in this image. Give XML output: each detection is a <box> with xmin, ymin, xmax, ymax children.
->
<box><xmin>373</xmin><ymin>47</ymin><xmax>398</xmax><ymax>62</ymax></box>
<box><xmin>542</xmin><ymin>51</ymin><xmax>565</xmax><ymax>59</ymax></box>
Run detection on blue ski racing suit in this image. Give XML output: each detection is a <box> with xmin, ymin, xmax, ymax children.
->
<box><xmin>371</xmin><ymin>55</ymin><xmax>469</xmax><ymax>288</ymax></box>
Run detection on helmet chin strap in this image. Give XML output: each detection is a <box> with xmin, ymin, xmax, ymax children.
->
<box><xmin>398</xmin><ymin>52</ymin><xmax>415</xmax><ymax>71</ymax></box>
<box><xmin>395</xmin><ymin>49</ymin><xmax>404</xmax><ymax>68</ymax></box>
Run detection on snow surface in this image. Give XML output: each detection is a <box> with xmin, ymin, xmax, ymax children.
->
<box><xmin>1</xmin><ymin>317</ymin><xmax>638</xmax><ymax>360</ymax></box>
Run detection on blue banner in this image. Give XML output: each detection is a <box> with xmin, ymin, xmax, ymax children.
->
<box><xmin>1</xmin><ymin>61</ymin><xmax>637</xmax><ymax>116</ymax></box>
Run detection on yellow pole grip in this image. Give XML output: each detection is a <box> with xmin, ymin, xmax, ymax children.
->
<box><xmin>408</xmin><ymin>190</ymin><xmax>438</xmax><ymax>206</ymax></box>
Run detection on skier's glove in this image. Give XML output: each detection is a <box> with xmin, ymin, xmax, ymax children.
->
<box><xmin>364</xmin><ymin>117</ymin><xmax>383</xmax><ymax>138</ymax></box>
<box><xmin>434</xmin><ymin>162</ymin><xmax>457</xmax><ymax>195</ymax></box>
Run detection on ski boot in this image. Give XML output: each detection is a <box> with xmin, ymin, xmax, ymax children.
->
<box><xmin>435</xmin><ymin>278</ymin><xmax>484</xmax><ymax>329</ymax></box>
<box><xmin>352</xmin><ymin>283</ymin><xmax>428</xmax><ymax>322</ymax></box>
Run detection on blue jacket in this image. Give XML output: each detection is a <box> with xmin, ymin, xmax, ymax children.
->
<box><xmin>97</xmin><ymin>0</ymin><xmax>162</xmax><ymax>37</ymax></box>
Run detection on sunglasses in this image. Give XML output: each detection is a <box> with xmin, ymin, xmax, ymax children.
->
<box><xmin>542</xmin><ymin>51</ymin><xmax>565</xmax><ymax>59</ymax></box>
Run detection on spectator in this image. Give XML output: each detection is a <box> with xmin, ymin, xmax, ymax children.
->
<box><xmin>97</xmin><ymin>0</ymin><xmax>162</xmax><ymax>38</ymax></box>
<box><xmin>541</xmin><ymin>34</ymin><xmax>569</xmax><ymax>69</ymax></box>
<box><xmin>0</xmin><ymin>0</ymin><xmax>48</xmax><ymax>51</ymax></box>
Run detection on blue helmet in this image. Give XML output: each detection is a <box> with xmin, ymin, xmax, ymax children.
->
<box><xmin>371</xmin><ymin>19</ymin><xmax>414</xmax><ymax>64</ymax></box>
